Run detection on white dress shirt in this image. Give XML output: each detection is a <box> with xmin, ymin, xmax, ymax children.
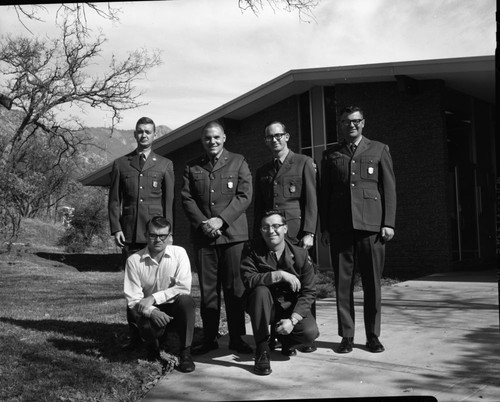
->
<box><xmin>124</xmin><ymin>245</ymin><xmax>192</xmax><ymax>317</ymax></box>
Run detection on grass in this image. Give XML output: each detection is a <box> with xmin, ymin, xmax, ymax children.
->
<box><xmin>0</xmin><ymin>218</ymin><xmax>398</xmax><ymax>401</ymax></box>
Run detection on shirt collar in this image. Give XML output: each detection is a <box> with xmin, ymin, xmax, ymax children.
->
<box><xmin>275</xmin><ymin>148</ymin><xmax>290</xmax><ymax>164</ymax></box>
<box><xmin>137</xmin><ymin>149</ymin><xmax>152</xmax><ymax>159</ymax></box>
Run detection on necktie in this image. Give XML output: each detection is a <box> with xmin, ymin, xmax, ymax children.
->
<box><xmin>349</xmin><ymin>143</ymin><xmax>357</xmax><ymax>155</ymax></box>
<box><xmin>274</xmin><ymin>159</ymin><xmax>282</xmax><ymax>172</ymax></box>
<box><xmin>139</xmin><ymin>153</ymin><xmax>146</xmax><ymax>170</ymax></box>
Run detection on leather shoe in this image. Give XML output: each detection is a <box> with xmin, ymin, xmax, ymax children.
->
<box><xmin>228</xmin><ymin>339</ymin><xmax>253</xmax><ymax>354</ymax></box>
<box><xmin>268</xmin><ymin>337</ymin><xmax>281</xmax><ymax>351</ymax></box>
<box><xmin>336</xmin><ymin>337</ymin><xmax>354</xmax><ymax>353</ymax></box>
<box><xmin>366</xmin><ymin>336</ymin><xmax>385</xmax><ymax>353</ymax></box>
<box><xmin>191</xmin><ymin>340</ymin><xmax>218</xmax><ymax>355</ymax></box>
<box><xmin>177</xmin><ymin>350</ymin><xmax>196</xmax><ymax>373</ymax></box>
<box><xmin>146</xmin><ymin>347</ymin><xmax>161</xmax><ymax>362</ymax></box>
<box><xmin>254</xmin><ymin>351</ymin><xmax>272</xmax><ymax>375</ymax></box>
<box><xmin>298</xmin><ymin>342</ymin><xmax>317</xmax><ymax>353</ymax></box>
<box><xmin>281</xmin><ymin>347</ymin><xmax>297</xmax><ymax>357</ymax></box>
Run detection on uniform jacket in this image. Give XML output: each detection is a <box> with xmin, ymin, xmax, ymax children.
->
<box><xmin>181</xmin><ymin>149</ymin><xmax>252</xmax><ymax>246</ymax></box>
<box><xmin>240</xmin><ymin>238</ymin><xmax>316</xmax><ymax>318</ymax></box>
<box><xmin>320</xmin><ymin>136</ymin><xmax>396</xmax><ymax>234</ymax></box>
<box><xmin>108</xmin><ymin>151</ymin><xmax>174</xmax><ymax>244</ymax></box>
<box><xmin>254</xmin><ymin>150</ymin><xmax>318</xmax><ymax>240</ymax></box>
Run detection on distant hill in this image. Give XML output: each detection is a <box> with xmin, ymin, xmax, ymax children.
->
<box><xmin>0</xmin><ymin>106</ymin><xmax>172</xmax><ymax>165</ymax></box>
<box><xmin>81</xmin><ymin>125</ymin><xmax>172</xmax><ymax>163</ymax></box>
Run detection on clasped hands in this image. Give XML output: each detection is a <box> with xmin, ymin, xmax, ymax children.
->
<box><xmin>201</xmin><ymin>217</ymin><xmax>224</xmax><ymax>238</ymax></box>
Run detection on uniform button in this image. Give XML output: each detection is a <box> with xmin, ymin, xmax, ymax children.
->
<box><xmin>274</xmin><ymin>193</ymin><xmax>278</xmax><ymax>196</ymax></box>
<box><xmin>351</xmin><ymin>160</ymin><xmax>356</xmax><ymax>164</ymax></box>
<box><xmin>211</xmin><ymin>202</ymin><xmax>215</xmax><ymax>206</ymax></box>
<box><xmin>211</xmin><ymin>189</ymin><xmax>214</xmax><ymax>193</ymax></box>
<box><xmin>351</xmin><ymin>183</ymin><xmax>355</xmax><ymax>187</ymax></box>
<box><xmin>274</xmin><ymin>182</ymin><xmax>278</xmax><ymax>185</ymax></box>
<box><xmin>140</xmin><ymin>198</ymin><xmax>144</xmax><ymax>202</ymax></box>
<box><xmin>275</xmin><ymin>204</ymin><xmax>279</xmax><ymax>208</ymax></box>
<box><xmin>139</xmin><ymin>173</ymin><xmax>144</xmax><ymax>176</ymax></box>
<box><xmin>351</xmin><ymin>172</ymin><xmax>355</xmax><ymax>175</ymax></box>
<box><xmin>140</xmin><ymin>186</ymin><xmax>144</xmax><ymax>189</ymax></box>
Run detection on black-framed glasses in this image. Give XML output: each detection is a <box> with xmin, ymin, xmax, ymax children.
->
<box><xmin>260</xmin><ymin>224</ymin><xmax>286</xmax><ymax>232</ymax></box>
<box><xmin>147</xmin><ymin>233</ymin><xmax>170</xmax><ymax>241</ymax></box>
<box><xmin>265</xmin><ymin>133</ymin><xmax>286</xmax><ymax>142</ymax></box>
<box><xmin>341</xmin><ymin>119</ymin><xmax>364</xmax><ymax>127</ymax></box>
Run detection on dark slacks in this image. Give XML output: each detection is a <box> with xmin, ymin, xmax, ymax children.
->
<box><xmin>329</xmin><ymin>230</ymin><xmax>385</xmax><ymax>338</ymax></box>
<box><xmin>128</xmin><ymin>294</ymin><xmax>195</xmax><ymax>352</ymax></box>
<box><xmin>247</xmin><ymin>286</ymin><xmax>319</xmax><ymax>351</ymax></box>
<box><xmin>196</xmin><ymin>242</ymin><xmax>247</xmax><ymax>342</ymax></box>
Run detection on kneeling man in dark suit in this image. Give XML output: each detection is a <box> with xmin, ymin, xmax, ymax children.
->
<box><xmin>241</xmin><ymin>210</ymin><xmax>319</xmax><ymax>375</ymax></box>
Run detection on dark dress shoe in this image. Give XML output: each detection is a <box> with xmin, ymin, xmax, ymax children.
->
<box><xmin>191</xmin><ymin>340</ymin><xmax>219</xmax><ymax>355</ymax></box>
<box><xmin>298</xmin><ymin>342</ymin><xmax>317</xmax><ymax>353</ymax></box>
<box><xmin>146</xmin><ymin>347</ymin><xmax>162</xmax><ymax>362</ymax></box>
<box><xmin>254</xmin><ymin>351</ymin><xmax>272</xmax><ymax>375</ymax></box>
<box><xmin>366</xmin><ymin>336</ymin><xmax>385</xmax><ymax>353</ymax></box>
<box><xmin>228</xmin><ymin>339</ymin><xmax>253</xmax><ymax>354</ymax></box>
<box><xmin>336</xmin><ymin>337</ymin><xmax>354</xmax><ymax>353</ymax></box>
<box><xmin>281</xmin><ymin>347</ymin><xmax>297</xmax><ymax>357</ymax></box>
<box><xmin>268</xmin><ymin>337</ymin><xmax>281</xmax><ymax>351</ymax></box>
<box><xmin>177</xmin><ymin>350</ymin><xmax>196</xmax><ymax>373</ymax></box>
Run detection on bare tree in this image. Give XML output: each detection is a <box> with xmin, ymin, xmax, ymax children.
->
<box><xmin>0</xmin><ymin>15</ymin><xmax>161</xmax><ymax>241</ymax></box>
<box><xmin>239</xmin><ymin>0</ymin><xmax>318</xmax><ymax>21</ymax></box>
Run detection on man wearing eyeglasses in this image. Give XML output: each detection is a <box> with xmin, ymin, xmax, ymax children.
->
<box><xmin>181</xmin><ymin>120</ymin><xmax>253</xmax><ymax>355</ymax></box>
<box><xmin>108</xmin><ymin>116</ymin><xmax>175</xmax><ymax>351</ymax></box>
<box><xmin>241</xmin><ymin>210</ymin><xmax>319</xmax><ymax>375</ymax></box>
<box><xmin>124</xmin><ymin>216</ymin><xmax>196</xmax><ymax>373</ymax></box>
<box><xmin>254</xmin><ymin>121</ymin><xmax>318</xmax><ymax>249</ymax></box>
<box><xmin>254</xmin><ymin>120</ymin><xmax>318</xmax><ymax>354</ymax></box>
<box><xmin>320</xmin><ymin>106</ymin><xmax>396</xmax><ymax>355</ymax></box>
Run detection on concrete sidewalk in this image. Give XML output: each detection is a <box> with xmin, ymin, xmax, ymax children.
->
<box><xmin>143</xmin><ymin>269</ymin><xmax>499</xmax><ymax>402</ymax></box>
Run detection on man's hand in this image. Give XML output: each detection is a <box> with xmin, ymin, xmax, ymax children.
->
<box><xmin>281</xmin><ymin>271</ymin><xmax>301</xmax><ymax>292</ymax></box>
<box><xmin>298</xmin><ymin>233</ymin><xmax>314</xmax><ymax>250</ymax></box>
<box><xmin>275</xmin><ymin>318</ymin><xmax>294</xmax><ymax>336</ymax></box>
<box><xmin>381</xmin><ymin>227</ymin><xmax>395</xmax><ymax>242</ymax></box>
<box><xmin>136</xmin><ymin>295</ymin><xmax>155</xmax><ymax>315</ymax></box>
<box><xmin>150</xmin><ymin>309</ymin><xmax>172</xmax><ymax>328</ymax></box>
<box><xmin>114</xmin><ymin>231</ymin><xmax>125</xmax><ymax>248</ymax></box>
<box><xmin>202</xmin><ymin>217</ymin><xmax>224</xmax><ymax>238</ymax></box>
<box><xmin>320</xmin><ymin>231</ymin><xmax>330</xmax><ymax>247</ymax></box>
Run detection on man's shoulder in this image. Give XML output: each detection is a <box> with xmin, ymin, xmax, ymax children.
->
<box><xmin>151</xmin><ymin>152</ymin><xmax>173</xmax><ymax>164</ymax></box>
<box><xmin>362</xmin><ymin>136</ymin><xmax>387</xmax><ymax>149</ymax></box>
<box><xmin>185</xmin><ymin>154</ymin><xmax>206</xmax><ymax>167</ymax></box>
<box><xmin>114</xmin><ymin>151</ymin><xmax>136</xmax><ymax>164</ymax></box>
<box><xmin>166</xmin><ymin>244</ymin><xmax>188</xmax><ymax>257</ymax></box>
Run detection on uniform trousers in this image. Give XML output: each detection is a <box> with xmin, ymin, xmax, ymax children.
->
<box><xmin>128</xmin><ymin>294</ymin><xmax>195</xmax><ymax>352</ymax></box>
<box><xmin>196</xmin><ymin>242</ymin><xmax>247</xmax><ymax>342</ymax></box>
<box><xmin>329</xmin><ymin>230</ymin><xmax>385</xmax><ymax>339</ymax></box>
<box><xmin>247</xmin><ymin>285</ymin><xmax>319</xmax><ymax>352</ymax></box>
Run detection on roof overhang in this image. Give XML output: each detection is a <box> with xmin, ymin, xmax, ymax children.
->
<box><xmin>81</xmin><ymin>55</ymin><xmax>495</xmax><ymax>186</ymax></box>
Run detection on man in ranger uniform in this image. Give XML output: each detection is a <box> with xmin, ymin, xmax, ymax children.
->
<box><xmin>108</xmin><ymin>116</ymin><xmax>175</xmax><ymax>350</ymax></box>
<box><xmin>254</xmin><ymin>120</ymin><xmax>318</xmax><ymax>353</ymax></box>
<box><xmin>320</xmin><ymin>106</ymin><xmax>396</xmax><ymax>354</ymax></box>
<box><xmin>181</xmin><ymin>120</ymin><xmax>253</xmax><ymax>355</ymax></box>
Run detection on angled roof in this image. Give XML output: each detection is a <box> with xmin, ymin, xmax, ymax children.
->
<box><xmin>81</xmin><ymin>55</ymin><xmax>495</xmax><ymax>186</ymax></box>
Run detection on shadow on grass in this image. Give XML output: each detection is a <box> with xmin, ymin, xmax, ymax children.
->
<box><xmin>0</xmin><ymin>316</ymin><xmax>205</xmax><ymax>361</ymax></box>
<box><xmin>36</xmin><ymin>251</ymin><xmax>123</xmax><ymax>272</ymax></box>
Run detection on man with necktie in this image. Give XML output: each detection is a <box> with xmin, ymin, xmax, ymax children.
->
<box><xmin>181</xmin><ymin>120</ymin><xmax>253</xmax><ymax>355</ymax></box>
<box><xmin>253</xmin><ymin>120</ymin><xmax>318</xmax><ymax>353</ymax></box>
<box><xmin>320</xmin><ymin>106</ymin><xmax>396</xmax><ymax>354</ymax></box>
<box><xmin>108</xmin><ymin>116</ymin><xmax>175</xmax><ymax>350</ymax></box>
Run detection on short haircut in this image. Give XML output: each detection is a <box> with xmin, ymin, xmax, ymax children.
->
<box><xmin>146</xmin><ymin>216</ymin><xmax>171</xmax><ymax>233</ymax></box>
<box><xmin>202</xmin><ymin>120</ymin><xmax>225</xmax><ymax>134</ymax></box>
<box><xmin>260</xmin><ymin>209</ymin><xmax>286</xmax><ymax>225</ymax></box>
<box><xmin>136</xmin><ymin>116</ymin><xmax>156</xmax><ymax>131</ymax></box>
<box><xmin>340</xmin><ymin>106</ymin><xmax>364</xmax><ymax>118</ymax></box>
<box><xmin>264</xmin><ymin>121</ymin><xmax>286</xmax><ymax>135</ymax></box>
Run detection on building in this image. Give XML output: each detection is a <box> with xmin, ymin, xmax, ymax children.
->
<box><xmin>82</xmin><ymin>55</ymin><xmax>497</xmax><ymax>278</ymax></box>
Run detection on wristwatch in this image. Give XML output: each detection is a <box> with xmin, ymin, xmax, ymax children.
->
<box><xmin>289</xmin><ymin>316</ymin><xmax>298</xmax><ymax>326</ymax></box>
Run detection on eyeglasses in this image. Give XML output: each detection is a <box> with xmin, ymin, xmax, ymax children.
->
<box><xmin>341</xmin><ymin>119</ymin><xmax>364</xmax><ymax>127</ymax></box>
<box><xmin>260</xmin><ymin>224</ymin><xmax>286</xmax><ymax>232</ymax></box>
<box><xmin>265</xmin><ymin>133</ymin><xmax>286</xmax><ymax>142</ymax></box>
<box><xmin>147</xmin><ymin>233</ymin><xmax>170</xmax><ymax>241</ymax></box>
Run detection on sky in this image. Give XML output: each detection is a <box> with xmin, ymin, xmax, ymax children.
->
<box><xmin>0</xmin><ymin>0</ymin><xmax>496</xmax><ymax>130</ymax></box>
